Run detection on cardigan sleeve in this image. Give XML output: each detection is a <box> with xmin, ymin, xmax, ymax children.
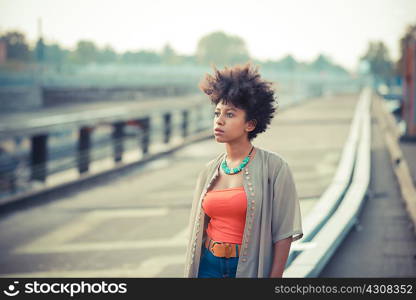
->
<box><xmin>185</xmin><ymin>156</ymin><xmax>219</xmax><ymax>242</ymax></box>
<box><xmin>271</xmin><ymin>160</ymin><xmax>304</xmax><ymax>244</ymax></box>
<box><xmin>185</xmin><ymin>167</ymin><xmax>206</xmax><ymax>242</ymax></box>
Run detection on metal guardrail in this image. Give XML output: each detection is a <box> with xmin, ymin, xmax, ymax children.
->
<box><xmin>284</xmin><ymin>87</ymin><xmax>372</xmax><ymax>277</ymax></box>
<box><xmin>0</xmin><ymin>101</ymin><xmax>212</xmax><ymax>205</ymax></box>
<box><xmin>0</xmin><ymin>98</ymin><xmax>213</xmax><ymax>204</ymax></box>
<box><xmin>0</xmin><ymin>126</ymin><xmax>216</xmax><ymax>210</ymax></box>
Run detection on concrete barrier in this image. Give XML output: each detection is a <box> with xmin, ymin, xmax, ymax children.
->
<box><xmin>284</xmin><ymin>87</ymin><xmax>372</xmax><ymax>277</ymax></box>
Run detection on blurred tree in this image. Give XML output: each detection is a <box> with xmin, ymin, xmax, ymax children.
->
<box><xmin>278</xmin><ymin>55</ymin><xmax>297</xmax><ymax>71</ymax></box>
<box><xmin>261</xmin><ymin>59</ymin><xmax>278</xmax><ymax>69</ymax></box>
<box><xmin>177</xmin><ymin>54</ymin><xmax>196</xmax><ymax>64</ymax></box>
<box><xmin>310</xmin><ymin>54</ymin><xmax>333</xmax><ymax>71</ymax></box>
<box><xmin>261</xmin><ymin>56</ymin><xmax>298</xmax><ymax>72</ymax></box>
<box><xmin>70</xmin><ymin>40</ymin><xmax>98</xmax><ymax>64</ymax></box>
<box><xmin>97</xmin><ymin>45</ymin><xmax>118</xmax><ymax>64</ymax></box>
<box><xmin>309</xmin><ymin>54</ymin><xmax>349</xmax><ymax>75</ymax></box>
<box><xmin>161</xmin><ymin>43</ymin><xmax>181</xmax><ymax>65</ymax></box>
<box><xmin>45</xmin><ymin>43</ymin><xmax>67</xmax><ymax>65</ymax></box>
<box><xmin>1</xmin><ymin>31</ymin><xmax>30</xmax><ymax>61</ymax></box>
<box><xmin>121</xmin><ymin>50</ymin><xmax>162</xmax><ymax>64</ymax></box>
<box><xmin>360</xmin><ymin>41</ymin><xmax>394</xmax><ymax>86</ymax></box>
<box><xmin>196</xmin><ymin>31</ymin><xmax>250</xmax><ymax>66</ymax></box>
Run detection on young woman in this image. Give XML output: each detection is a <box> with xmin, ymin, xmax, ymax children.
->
<box><xmin>183</xmin><ymin>62</ymin><xmax>303</xmax><ymax>278</ymax></box>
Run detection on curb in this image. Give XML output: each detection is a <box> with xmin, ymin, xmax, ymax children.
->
<box><xmin>373</xmin><ymin>93</ymin><xmax>416</xmax><ymax>235</ymax></box>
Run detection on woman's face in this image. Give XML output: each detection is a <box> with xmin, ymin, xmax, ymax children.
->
<box><xmin>213</xmin><ymin>101</ymin><xmax>255</xmax><ymax>143</ymax></box>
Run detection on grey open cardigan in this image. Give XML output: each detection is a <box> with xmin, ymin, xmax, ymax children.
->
<box><xmin>183</xmin><ymin>146</ymin><xmax>304</xmax><ymax>278</ymax></box>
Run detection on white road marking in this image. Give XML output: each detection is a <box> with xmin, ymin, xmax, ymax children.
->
<box><xmin>5</xmin><ymin>208</ymin><xmax>191</xmax><ymax>277</ymax></box>
<box><xmin>13</xmin><ymin>208</ymin><xmax>182</xmax><ymax>254</ymax></box>
<box><xmin>0</xmin><ymin>254</ymin><xmax>186</xmax><ymax>277</ymax></box>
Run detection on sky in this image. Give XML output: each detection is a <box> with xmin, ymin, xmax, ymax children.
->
<box><xmin>0</xmin><ymin>0</ymin><xmax>415</xmax><ymax>72</ymax></box>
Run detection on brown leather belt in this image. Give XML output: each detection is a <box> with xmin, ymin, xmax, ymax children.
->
<box><xmin>205</xmin><ymin>237</ymin><xmax>241</xmax><ymax>258</ymax></box>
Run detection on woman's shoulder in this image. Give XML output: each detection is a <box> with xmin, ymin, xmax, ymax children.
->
<box><xmin>205</xmin><ymin>152</ymin><xmax>225</xmax><ymax>168</ymax></box>
<box><xmin>257</xmin><ymin>147</ymin><xmax>288</xmax><ymax>169</ymax></box>
<box><xmin>197</xmin><ymin>152</ymin><xmax>225</xmax><ymax>177</ymax></box>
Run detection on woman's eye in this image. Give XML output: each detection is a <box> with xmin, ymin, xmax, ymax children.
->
<box><xmin>214</xmin><ymin>112</ymin><xmax>233</xmax><ymax>117</ymax></box>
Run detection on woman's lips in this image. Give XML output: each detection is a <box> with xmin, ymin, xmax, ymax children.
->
<box><xmin>214</xmin><ymin>129</ymin><xmax>224</xmax><ymax>135</ymax></box>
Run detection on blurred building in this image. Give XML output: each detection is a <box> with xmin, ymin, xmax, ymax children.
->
<box><xmin>401</xmin><ymin>26</ymin><xmax>416</xmax><ymax>139</ymax></box>
<box><xmin>0</xmin><ymin>38</ymin><xmax>7</xmax><ymax>64</ymax></box>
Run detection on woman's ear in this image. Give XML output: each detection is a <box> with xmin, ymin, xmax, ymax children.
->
<box><xmin>246</xmin><ymin>119</ymin><xmax>257</xmax><ymax>132</ymax></box>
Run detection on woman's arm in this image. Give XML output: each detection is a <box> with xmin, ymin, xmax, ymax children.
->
<box><xmin>269</xmin><ymin>236</ymin><xmax>293</xmax><ymax>277</ymax></box>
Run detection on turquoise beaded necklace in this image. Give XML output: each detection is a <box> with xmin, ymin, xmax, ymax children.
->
<box><xmin>221</xmin><ymin>145</ymin><xmax>255</xmax><ymax>175</ymax></box>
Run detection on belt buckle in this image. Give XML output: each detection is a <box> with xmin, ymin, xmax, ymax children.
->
<box><xmin>224</xmin><ymin>243</ymin><xmax>232</xmax><ymax>258</ymax></box>
<box><xmin>210</xmin><ymin>240</ymin><xmax>233</xmax><ymax>258</ymax></box>
<box><xmin>210</xmin><ymin>241</ymin><xmax>221</xmax><ymax>257</ymax></box>
<box><xmin>211</xmin><ymin>241</ymin><xmax>228</xmax><ymax>258</ymax></box>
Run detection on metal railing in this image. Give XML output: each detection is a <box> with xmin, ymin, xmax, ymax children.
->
<box><xmin>0</xmin><ymin>103</ymin><xmax>213</xmax><ymax>201</ymax></box>
<box><xmin>284</xmin><ymin>87</ymin><xmax>372</xmax><ymax>277</ymax></box>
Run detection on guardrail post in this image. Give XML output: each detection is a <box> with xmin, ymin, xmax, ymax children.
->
<box><xmin>196</xmin><ymin>104</ymin><xmax>204</xmax><ymax>133</ymax></box>
<box><xmin>137</xmin><ymin>117</ymin><xmax>150</xmax><ymax>155</ymax></box>
<box><xmin>163</xmin><ymin>112</ymin><xmax>172</xmax><ymax>144</ymax></box>
<box><xmin>30</xmin><ymin>134</ymin><xmax>48</xmax><ymax>182</ymax></box>
<box><xmin>78</xmin><ymin>126</ymin><xmax>91</xmax><ymax>174</ymax></box>
<box><xmin>181</xmin><ymin>110</ymin><xmax>189</xmax><ymax>138</ymax></box>
<box><xmin>112</xmin><ymin>121</ymin><xmax>125</xmax><ymax>163</ymax></box>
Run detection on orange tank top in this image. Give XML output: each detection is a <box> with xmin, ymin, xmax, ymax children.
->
<box><xmin>202</xmin><ymin>186</ymin><xmax>247</xmax><ymax>244</ymax></box>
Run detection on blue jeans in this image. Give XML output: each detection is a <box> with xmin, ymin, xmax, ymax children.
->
<box><xmin>197</xmin><ymin>244</ymin><xmax>240</xmax><ymax>278</ymax></box>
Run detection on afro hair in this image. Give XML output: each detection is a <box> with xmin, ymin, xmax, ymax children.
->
<box><xmin>198</xmin><ymin>61</ymin><xmax>277</xmax><ymax>141</ymax></box>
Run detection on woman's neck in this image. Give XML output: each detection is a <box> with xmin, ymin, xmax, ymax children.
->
<box><xmin>225</xmin><ymin>141</ymin><xmax>254</xmax><ymax>163</ymax></box>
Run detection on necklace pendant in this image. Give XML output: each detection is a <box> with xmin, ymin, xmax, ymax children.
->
<box><xmin>222</xmin><ymin>148</ymin><xmax>253</xmax><ymax>175</ymax></box>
